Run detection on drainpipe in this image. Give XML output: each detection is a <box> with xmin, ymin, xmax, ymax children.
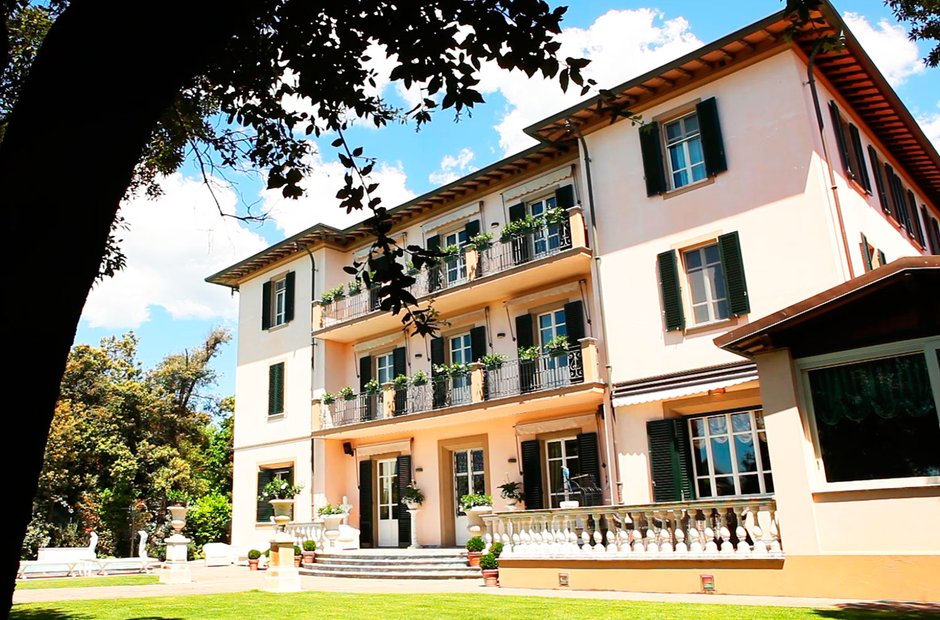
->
<box><xmin>567</xmin><ymin>123</ymin><xmax>621</xmax><ymax>506</ymax></box>
<box><xmin>806</xmin><ymin>39</ymin><xmax>855</xmax><ymax>281</ymax></box>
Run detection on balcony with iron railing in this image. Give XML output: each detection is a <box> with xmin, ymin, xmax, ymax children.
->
<box><xmin>311</xmin><ymin>207</ymin><xmax>591</xmax><ymax>342</ymax></box>
<box><xmin>313</xmin><ymin>337</ymin><xmax>602</xmax><ymax>434</ymax></box>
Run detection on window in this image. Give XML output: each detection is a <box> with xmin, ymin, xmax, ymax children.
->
<box><xmin>376</xmin><ymin>352</ymin><xmax>395</xmax><ymax>385</ymax></box>
<box><xmin>689</xmin><ymin>410</ymin><xmax>773</xmax><ymax>497</ymax></box>
<box><xmin>538</xmin><ymin>309</ymin><xmax>569</xmax><ymax>380</ymax></box>
<box><xmin>449</xmin><ymin>332</ymin><xmax>473</xmax><ymax>403</ymax></box>
<box><xmin>261</xmin><ymin>271</ymin><xmax>295</xmax><ymax>330</ymax></box>
<box><xmin>545</xmin><ymin>437</ymin><xmax>580</xmax><ymax>508</ymax></box>
<box><xmin>425</xmin><ymin>220</ymin><xmax>478</xmax><ymax>292</ymax></box>
<box><xmin>829</xmin><ymin>101</ymin><xmax>871</xmax><ymax>194</ymax></box>
<box><xmin>657</xmin><ymin>231</ymin><xmax>749</xmax><ymax>331</ymax></box>
<box><xmin>640</xmin><ymin>97</ymin><xmax>727</xmax><ymax>196</ymax></box>
<box><xmin>256</xmin><ymin>466</ymin><xmax>293</xmax><ymax>522</ymax></box>
<box><xmin>443</xmin><ymin>228</ymin><xmax>469</xmax><ymax>285</ymax></box>
<box><xmin>803</xmin><ymin>341</ymin><xmax>940</xmax><ymax>484</ymax></box>
<box><xmin>268</xmin><ymin>362</ymin><xmax>285</xmax><ymax>416</ymax></box>
<box><xmin>529</xmin><ymin>195</ymin><xmax>565</xmax><ymax>257</ymax></box>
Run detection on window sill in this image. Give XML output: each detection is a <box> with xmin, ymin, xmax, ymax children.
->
<box><xmin>661</xmin><ymin>175</ymin><xmax>715</xmax><ymax>200</ymax></box>
<box><xmin>267</xmin><ymin>413</ymin><xmax>285</xmax><ymax>421</ymax></box>
<box><xmin>683</xmin><ymin>315</ymin><xmax>740</xmax><ymax>336</ymax></box>
<box><xmin>266</xmin><ymin>321</ymin><xmax>291</xmax><ymax>333</ymax></box>
<box><xmin>812</xmin><ymin>476</ymin><xmax>940</xmax><ymax>496</ymax></box>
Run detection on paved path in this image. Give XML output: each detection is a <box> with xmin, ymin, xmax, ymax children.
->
<box><xmin>13</xmin><ymin>563</ymin><xmax>932</xmax><ymax>613</ymax></box>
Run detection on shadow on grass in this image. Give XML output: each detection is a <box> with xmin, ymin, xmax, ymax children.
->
<box><xmin>813</xmin><ymin>600</ymin><xmax>940</xmax><ymax>619</ymax></box>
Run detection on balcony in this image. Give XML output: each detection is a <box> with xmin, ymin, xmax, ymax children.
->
<box><xmin>311</xmin><ymin>207</ymin><xmax>591</xmax><ymax>343</ymax></box>
<box><xmin>313</xmin><ymin>338</ymin><xmax>603</xmax><ymax>435</ymax></box>
<box><xmin>481</xmin><ymin>496</ymin><xmax>782</xmax><ymax>560</ymax></box>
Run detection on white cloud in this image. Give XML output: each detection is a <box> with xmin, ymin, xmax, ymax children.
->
<box><xmin>81</xmin><ymin>174</ymin><xmax>268</xmax><ymax>329</ymax></box>
<box><xmin>476</xmin><ymin>9</ymin><xmax>703</xmax><ymax>155</ymax></box>
<box><xmin>428</xmin><ymin>148</ymin><xmax>476</xmax><ymax>185</ymax></box>
<box><xmin>843</xmin><ymin>12</ymin><xmax>925</xmax><ymax>87</ymax></box>
<box><xmin>261</xmin><ymin>150</ymin><xmax>416</xmax><ymax>237</ymax></box>
<box><xmin>915</xmin><ymin>102</ymin><xmax>940</xmax><ymax>152</ymax></box>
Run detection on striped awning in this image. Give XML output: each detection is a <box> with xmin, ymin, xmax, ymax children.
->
<box><xmin>612</xmin><ymin>362</ymin><xmax>758</xmax><ymax>407</ymax></box>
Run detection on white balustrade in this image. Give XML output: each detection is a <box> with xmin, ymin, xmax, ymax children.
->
<box><xmin>482</xmin><ymin>497</ymin><xmax>782</xmax><ymax>561</ymax></box>
<box><xmin>284</xmin><ymin>522</ymin><xmax>326</xmax><ymax>549</ymax></box>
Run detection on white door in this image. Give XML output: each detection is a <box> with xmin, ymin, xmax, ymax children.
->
<box><xmin>377</xmin><ymin>459</ymin><xmax>399</xmax><ymax>547</ymax></box>
<box><xmin>453</xmin><ymin>448</ymin><xmax>486</xmax><ymax>546</ymax></box>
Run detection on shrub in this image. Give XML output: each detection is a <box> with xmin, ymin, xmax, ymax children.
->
<box><xmin>248</xmin><ymin>549</ymin><xmax>261</xmax><ymax>560</ymax></box>
<box><xmin>465</xmin><ymin>536</ymin><xmax>485</xmax><ymax>552</ymax></box>
<box><xmin>490</xmin><ymin>541</ymin><xmax>504</xmax><ymax>558</ymax></box>
<box><xmin>302</xmin><ymin>540</ymin><xmax>317</xmax><ymax>552</ymax></box>
<box><xmin>187</xmin><ymin>492</ymin><xmax>232</xmax><ymax>548</ymax></box>
<box><xmin>479</xmin><ymin>552</ymin><xmax>498</xmax><ymax>570</ymax></box>
<box><xmin>293</xmin><ymin>544</ymin><xmax>302</xmax><ymax>556</ymax></box>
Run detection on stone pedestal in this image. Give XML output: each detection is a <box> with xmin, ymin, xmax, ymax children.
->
<box><xmin>264</xmin><ymin>539</ymin><xmax>301</xmax><ymax>593</ymax></box>
<box><xmin>406</xmin><ymin>508</ymin><xmax>420</xmax><ymax>549</ymax></box>
<box><xmin>159</xmin><ymin>534</ymin><xmax>192</xmax><ymax>584</ymax></box>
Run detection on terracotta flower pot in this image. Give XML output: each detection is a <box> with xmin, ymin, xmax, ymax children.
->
<box><xmin>293</xmin><ymin>555</ymin><xmax>302</xmax><ymax>567</ymax></box>
<box><xmin>467</xmin><ymin>551</ymin><xmax>482</xmax><ymax>567</ymax></box>
<box><xmin>301</xmin><ymin>551</ymin><xmax>316</xmax><ymax>565</ymax></box>
<box><xmin>248</xmin><ymin>559</ymin><xmax>259</xmax><ymax>571</ymax></box>
<box><xmin>482</xmin><ymin>568</ymin><xmax>499</xmax><ymax>586</ymax></box>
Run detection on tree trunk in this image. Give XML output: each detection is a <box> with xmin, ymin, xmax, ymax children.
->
<box><xmin>0</xmin><ymin>0</ymin><xmax>248</xmax><ymax>612</ymax></box>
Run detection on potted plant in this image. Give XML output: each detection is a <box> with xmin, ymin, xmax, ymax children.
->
<box><xmin>544</xmin><ymin>334</ymin><xmax>570</xmax><ymax>357</ymax></box>
<box><xmin>481</xmin><ymin>353</ymin><xmax>506</xmax><ymax>371</ymax></box>
<box><xmin>320</xmin><ymin>285</ymin><xmax>345</xmax><ymax>306</ymax></box>
<box><xmin>338</xmin><ymin>386</ymin><xmax>356</xmax><ymax>401</ymax></box>
<box><xmin>479</xmin><ymin>552</ymin><xmax>499</xmax><ymax>586</ymax></box>
<box><xmin>259</xmin><ymin>548</ymin><xmax>270</xmax><ymax>570</ymax></box>
<box><xmin>465</xmin><ymin>536</ymin><xmax>486</xmax><ymax>567</ymax></box>
<box><xmin>364</xmin><ymin>378</ymin><xmax>380</xmax><ymax>395</ymax></box>
<box><xmin>393</xmin><ymin>374</ymin><xmax>409</xmax><ymax>390</ymax></box>
<box><xmin>468</xmin><ymin>232</ymin><xmax>494</xmax><ymax>251</ymax></box>
<box><xmin>406</xmin><ymin>261</ymin><xmax>420</xmax><ymax>276</ymax></box>
<box><xmin>411</xmin><ymin>370</ymin><xmax>429</xmax><ymax>386</ymax></box>
<box><xmin>401</xmin><ymin>482</ymin><xmax>424</xmax><ymax>510</ymax></box>
<box><xmin>545</xmin><ymin>205</ymin><xmax>569</xmax><ymax>225</ymax></box>
<box><xmin>347</xmin><ymin>279</ymin><xmax>362</xmax><ymax>296</ymax></box>
<box><xmin>301</xmin><ymin>540</ymin><xmax>317</xmax><ymax>565</ymax></box>
<box><xmin>247</xmin><ymin>549</ymin><xmax>261</xmax><ymax>570</ymax></box>
<box><xmin>293</xmin><ymin>544</ymin><xmax>302</xmax><ymax>567</ymax></box>
<box><xmin>319</xmin><ymin>503</ymin><xmax>346</xmax><ymax>549</ymax></box>
<box><xmin>518</xmin><ymin>346</ymin><xmax>540</xmax><ymax>362</ymax></box>
<box><xmin>498</xmin><ymin>480</ymin><xmax>523</xmax><ymax>509</ymax></box>
<box><xmin>460</xmin><ymin>493</ymin><xmax>493</xmax><ymax>537</ymax></box>
<box><xmin>260</xmin><ymin>477</ymin><xmax>303</xmax><ymax>516</ymax></box>
<box><xmin>321</xmin><ymin>391</ymin><xmax>336</xmax><ymax>405</ymax></box>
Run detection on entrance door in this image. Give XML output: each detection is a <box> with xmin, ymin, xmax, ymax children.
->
<box><xmin>377</xmin><ymin>459</ymin><xmax>399</xmax><ymax>547</ymax></box>
<box><xmin>453</xmin><ymin>448</ymin><xmax>486</xmax><ymax>546</ymax></box>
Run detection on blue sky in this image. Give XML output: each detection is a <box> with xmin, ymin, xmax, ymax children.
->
<box><xmin>74</xmin><ymin>0</ymin><xmax>940</xmax><ymax>402</ymax></box>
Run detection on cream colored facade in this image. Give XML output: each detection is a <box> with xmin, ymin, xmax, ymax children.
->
<box><xmin>211</xmin><ymin>0</ymin><xmax>940</xmax><ymax>599</ymax></box>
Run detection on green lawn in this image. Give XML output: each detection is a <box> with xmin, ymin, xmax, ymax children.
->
<box><xmin>16</xmin><ymin>575</ymin><xmax>158</xmax><ymax>590</ymax></box>
<box><xmin>10</xmin><ymin>591</ymin><xmax>934</xmax><ymax>620</ymax></box>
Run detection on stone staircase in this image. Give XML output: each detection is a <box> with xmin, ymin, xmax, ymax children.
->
<box><xmin>300</xmin><ymin>550</ymin><xmax>481</xmax><ymax>580</ymax></box>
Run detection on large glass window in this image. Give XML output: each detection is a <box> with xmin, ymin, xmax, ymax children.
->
<box><xmin>273</xmin><ymin>277</ymin><xmax>288</xmax><ymax>326</ymax></box>
<box><xmin>454</xmin><ymin>449</ymin><xmax>486</xmax><ymax>515</ymax></box>
<box><xmin>545</xmin><ymin>437</ymin><xmax>580</xmax><ymax>508</ymax></box>
<box><xmin>683</xmin><ymin>243</ymin><xmax>730</xmax><ymax>325</ymax></box>
<box><xmin>529</xmin><ymin>195</ymin><xmax>561</xmax><ymax>257</ymax></box>
<box><xmin>538</xmin><ymin>309</ymin><xmax>568</xmax><ymax>372</ymax></box>
<box><xmin>664</xmin><ymin>112</ymin><xmax>707</xmax><ymax>189</ymax></box>
<box><xmin>806</xmin><ymin>347</ymin><xmax>940</xmax><ymax>483</ymax></box>
<box><xmin>689</xmin><ymin>409</ymin><xmax>773</xmax><ymax>497</ymax></box>
<box><xmin>443</xmin><ymin>229</ymin><xmax>468</xmax><ymax>285</ymax></box>
<box><xmin>376</xmin><ymin>352</ymin><xmax>395</xmax><ymax>385</ymax></box>
<box><xmin>450</xmin><ymin>332</ymin><xmax>472</xmax><ymax>403</ymax></box>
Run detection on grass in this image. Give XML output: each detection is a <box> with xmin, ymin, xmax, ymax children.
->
<box><xmin>16</xmin><ymin>574</ymin><xmax>159</xmax><ymax>590</ymax></box>
<box><xmin>11</xmin><ymin>591</ymin><xmax>936</xmax><ymax>620</ymax></box>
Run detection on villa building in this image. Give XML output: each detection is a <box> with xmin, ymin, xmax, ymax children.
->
<box><xmin>207</xmin><ymin>0</ymin><xmax>939</xmax><ymax>600</ymax></box>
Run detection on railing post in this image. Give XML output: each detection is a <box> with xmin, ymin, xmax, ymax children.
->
<box><xmin>311</xmin><ymin>301</ymin><xmax>323</xmax><ymax>330</ymax></box>
<box><xmin>568</xmin><ymin>205</ymin><xmax>587</xmax><ymax>248</ymax></box>
<box><xmin>579</xmin><ymin>337</ymin><xmax>599</xmax><ymax>382</ymax></box>
<box><xmin>469</xmin><ymin>362</ymin><xmax>485</xmax><ymax>403</ymax></box>
<box><xmin>382</xmin><ymin>382</ymin><xmax>395</xmax><ymax>418</ymax></box>
<box><xmin>311</xmin><ymin>399</ymin><xmax>322</xmax><ymax>431</ymax></box>
<box><xmin>465</xmin><ymin>247</ymin><xmax>479</xmax><ymax>281</ymax></box>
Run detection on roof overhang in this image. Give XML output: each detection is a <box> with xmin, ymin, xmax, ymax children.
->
<box><xmin>716</xmin><ymin>256</ymin><xmax>940</xmax><ymax>359</ymax></box>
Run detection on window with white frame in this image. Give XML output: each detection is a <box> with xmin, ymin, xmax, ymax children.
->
<box><xmin>528</xmin><ymin>194</ymin><xmax>562</xmax><ymax>257</ymax></box>
<box><xmin>273</xmin><ymin>277</ymin><xmax>288</xmax><ymax>326</ymax></box>
<box><xmin>376</xmin><ymin>352</ymin><xmax>395</xmax><ymax>385</ymax></box>
<box><xmin>537</xmin><ymin>309</ymin><xmax>568</xmax><ymax>376</ymax></box>
<box><xmin>443</xmin><ymin>229</ymin><xmax>468</xmax><ymax>285</ymax></box>
<box><xmin>664</xmin><ymin>112</ymin><xmax>707</xmax><ymax>190</ymax></box>
<box><xmin>689</xmin><ymin>409</ymin><xmax>773</xmax><ymax>497</ymax></box>
<box><xmin>449</xmin><ymin>332</ymin><xmax>472</xmax><ymax>402</ymax></box>
<box><xmin>802</xmin><ymin>339</ymin><xmax>940</xmax><ymax>484</ymax></box>
<box><xmin>545</xmin><ymin>437</ymin><xmax>580</xmax><ymax>508</ymax></box>
<box><xmin>683</xmin><ymin>243</ymin><xmax>730</xmax><ymax>325</ymax></box>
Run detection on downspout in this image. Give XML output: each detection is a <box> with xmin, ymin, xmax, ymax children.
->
<box><xmin>568</xmin><ymin>123</ymin><xmax>621</xmax><ymax>505</ymax></box>
<box><xmin>806</xmin><ymin>39</ymin><xmax>855</xmax><ymax>281</ymax></box>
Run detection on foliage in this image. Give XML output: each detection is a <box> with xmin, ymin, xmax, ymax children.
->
<box><xmin>321</xmin><ymin>392</ymin><xmax>336</xmax><ymax>405</ymax></box>
<box><xmin>459</xmin><ymin>494</ymin><xmax>493</xmax><ymax>512</ymax></box>
<box><xmin>347</xmin><ymin>279</ymin><xmax>363</xmax><ymax>296</ymax></box>
<box><xmin>499</xmin><ymin>215</ymin><xmax>542</xmax><ymax>242</ymax></box>
<box><xmin>320</xmin><ymin>285</ymin><xmax>346</xmax><ymax>305</ymax></box>
<box><xmin>465</xmin><ymin>536</ymin><xmax>485</xmax><ymax>552</ymax></box>
<box><xmin>544</xmin><ymin>335</ymin><xmax>570</xmax><ymax>356</ymax></box>
<box><xmin>433</xmin><ymin>362</ymin><xmax>470</xmax><ymax>377</ymax></box>
<box><xmin>545</xmin><ymin>206</ymin><xmax>569</xmax><ymax>225</ymax></box>
<box><xmin>481</xmin><ymin>353</ymin><xmax>506</xmax><ymax>370</ymax></box>
<box><xmin>23</xmin><ymin>330</ymin><xmax>233</xmax><ymax>559</ymax></box>
<box><xmin>401</xmin><ymin>483</ymin><xmax>424</xmax><ymax>506</ymax></box>
<box><xmin>393</xmin><ymin>374</ymin><xmax>410</xmax><ymax>389</ymax></box>
<box><xmin>293</xmin><ymin>545</ymin><xmax>302</xmax><ymax>556</ymax></box>
<box><xmin>302</xmin><ymin>540</ymin><xmax>317</xmax><ymax>552</ymax></box>
<box><xmin>468</xmin><ymin>232</ymin><xmax>494</xmax><ymax>251</ymax></box>
<box><xmin>498</xmin><ymin>481</ymin><xmax>523</xmax><ymax>502</ymax></box>
<box><xmin>885</xmin><ymin>0</ymin><xmax>940</xmax><ymax>67</ymax></box>
<box><xmin>318</xmin><ymin>504</ymin><xmax>345</xmax><ymax>516</ymax></box>
<box><xmin>478</xmin><ymin>552</ymin><xmax>498</xmax><ymax>570</ymax></box>
<box><xmin>338</xmin><ymin>386</ymin><xmax>355</xmax><ymax>401</ymax></box>
<box><xmin>259</xmin><ymin>478</ymin><xmax>303</xmax><ymax>501</ymax></box>
<box><xmin>247</xmin><ymin>549</ymin><xmax>261</xmax><ymax>560</ymax></box>
<box><xmin>518</xmin><ymin>346</ymin><xmax>541</xmax><ymax>362</ymax></box>
<box><xmin>490</xmin><ymin>541</ymin><xmax>504</xmax><ymax>558</ymax></box>
<box><xmin>410</xmin><ymin>370</ymin><xmax>429</xmax><ymax>386</ymax></box>
<box><xmin>363</xmin><ymin>378</ymin><xmax>381</xmax><ymax>395</ymax></box>
<box><xmin>186</xmin><ymin>492</ymin><xmax>231</xmax><ymax>548</ymax></box>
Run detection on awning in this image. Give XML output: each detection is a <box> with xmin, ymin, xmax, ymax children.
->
<box><xmin>355</xmin><ymin>438</ymin><xmax>411</xmax><ymax>458</ymax></box>
<box><xmin>514</xmin><ymin>414</ymin><xmax>596</xmax><ymax>436</ymax></box>
<box><xmin>612</xmin><ymin>362</ymin><xmax>759</xmax><ymax>407</ymax></box>
<box><xmin>501</xmin><ymin>165</ymin><xmax>572</xmax><ymax>203</ymax></box>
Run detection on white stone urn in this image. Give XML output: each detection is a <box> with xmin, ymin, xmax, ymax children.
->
<box><xmin>466</xmin><ymin>505</ymin><xmax>492</xmax><ymax>537</ymax></box>
<box><xmin>404</xmin><ymin>499</ymin><xmax>421</xmax><ymax>510</ymax></box>
<box><xmin>504</xmin><ymin>498</ymin><xmax>518</xmax><ymax>511</ymax></box>
<box><xmin>269</xmin><ymin>499</ymin><xmax>294</xmax><ymax>542</ymax></box>
<box><xmin>322</xmin><ymin>514</ymin><xmax>344</xmax><ymax>548</ymax></box>
<box><xmin>168</xmin><ymin>505</ymin><xmax>188</xmax><ymax>534</ymax></box>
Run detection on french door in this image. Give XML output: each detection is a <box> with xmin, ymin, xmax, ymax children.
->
<box><xmin>453</xmin><ymin>448</ymin><xmax>485</xmax><ymax>546</ymax></box>
<box><xmin>377</xmin><ymin>459</ymin><xmax>399</xmax><ymax>547</ymax></box>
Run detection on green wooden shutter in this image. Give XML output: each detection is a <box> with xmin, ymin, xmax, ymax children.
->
<box><xmin>359</xmin><ymin>355</ymin><xmax>372</xmax><ymax>390</ymax></box>
<box><xmin>639</xmin><ymin>121</ymin><xmax>667</xmax><ymax>196</ymax></box>
<box><xmin>718</xmin><ymin>231</ymin><xmax>750</xmax><ymax>316</ymax></box>
<box><xmin>515</xmin><ymin>313</ymin><xmax>536</xmax><ymax>392</ymax></box>
<box><xmin>697</xmin><ymin>97</ymin><xmax>727</xmax><ymax>176</ymax></box>
<box><xmin>657</xmin><ymin>250</ymin><xmax>685</xmax><ymax>331</ymax></box>
<box><xmin>470</xmin><ymin>326</ymin><xmax>487</xmax><ymax>362</ymax></box>
<box><xmin>860</xmin><ymin>233</ymin><xmax>873</xmax><ymax>272</ymax></box>
<box><xmin>359</xmin><ymin>460</ymin><xmax>373</xmax><ymax>547</ymax></box>
<box><xmin>426</xmin><ymin>234</ymin><xmax>442</xmax><ymax>292</ymax></box>
<box><xmin>564</xmin><ymin>300</ymin><xmax>585</xmax><ymax>344</ymax></box>
<box><xmin>430</xmin><ymin>337</ymin><xmax>446</xmax><ymax>408</ymax></box>
<box><xmin>393</xmin><ymin>346</ymin><xmax>407</xmax><ymax>415</ymax></box>
<box><xmin>268</xmin><ymin>362</ymin><xmax>284</xmax><ymax>415</ymax></box>
<box><xmin>515</xmin><ymin>313</ymin><xmax>534</xmax><ymax>349</ymax></box>
<box><xmin>555</xmin><ymin>185</ymin><xmax>575</xmax><ymax>208</ymax></box>
<box><xmin>464</xmin><ymin>219</ymin><xmax>481</xmax><ymax>240</ymax></box>
<box><xmin>508</xmin><ymin>203</ymin><xmax>526</xmax><ymax>222</ymax></box>
<box><xmin>848</xmin><ymin>124</ymin><xmax>871</xmax><ymax>193</ymax></box>
<box><xmin>576</xmin><ymin>432</ymin><xmax>601</xmax><ymax>507</ymax></box>
<box><xmin>928</xmin><ymin>215</ymin><xmax>940</xmax><ymax>255</ymax></box>
<box><xmin>521</xmin><ymin>439</ymin><xmax>543</xmax><ymax>509</ymax></box>
<box><xmin>397</xmin><ymin>455</ymin><xmax>412</xmax><ymax>548</ymax></box>
<box><xmin>907</xmin><ymin>191</ymin><xmax>926</xmax><ymax>247</ymax></box>
<box><xmin>359</xmin><ymin>355</ymin><xmax>373</xmax><ymax>420</ymax></box>
<box><xmin>256</xmin><ymin>469</ymin><xmax>275</xmax><ymax>522</ymax></box>
<box><xmin>261</xmin><ymin>281</ymin><xmax>272</xmax><ymax>330</ymax></box>
<box><xmin>430</xmin><ymin>337</ymin><xmax>444</xmax><ymax>368</ymax></box>
<box><xmin>877</xmin><ymin>249</ymin><xmax>887</xmax><ymax>266</ymax></box>
<box><xmin>647</xmin><ymin>419</ymin><xmax>695</xmax><ymax>502</ymax></box>
<box><xmin>828</xmin><ymin>101</ymin><xmax>852</xmax><ymax>178</ymax></box>
<box><xmin>868</xmin><ymin>146</ymin><xmax>891</xmax><ymax>215</ymax></box>
<box><xmin>284</xmin><ymin>271</ymin><xmax>295</xmax><ymax>322</ymax></box>
<box><xmin>886</xmin><ymin>165</ymin><xmax>912</xmax><ymax>232</ymax></box>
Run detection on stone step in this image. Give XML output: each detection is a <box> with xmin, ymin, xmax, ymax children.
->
<box><xmin>304</xmin><ymin>562</ymin><xmax>477</xmax><ymax>573</ymax></box>
<box><xmin>300</xmin><ymin>567</ymin><xmax>482</xmax><ymax>580</ymax></box>
<box><xmin>314</xmin><ymin>556</ymin><xmax>467</xmax><ymax>566</ymax></box>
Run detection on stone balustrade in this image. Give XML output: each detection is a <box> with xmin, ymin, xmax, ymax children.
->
<box><xmin>284</xmin><ymin>522</ymin><xmax>325</xmax><ymax>548</ymax></box>
<box><xmin>481</xmin><ymin>497</ymin><xmax>781</xmax><ymax>560</ymax></box>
